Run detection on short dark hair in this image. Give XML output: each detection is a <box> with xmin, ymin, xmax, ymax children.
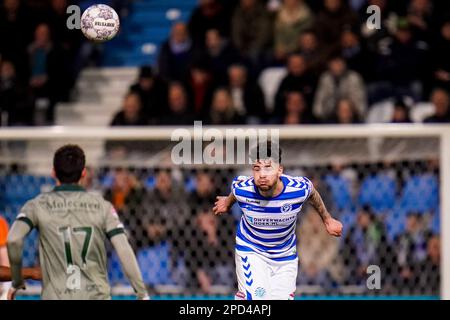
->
<box><xmin>249</xmin><ymin>140</ymin><xmax>282</xmax><ymax>164</ymax></box>
<box><xmin>53</xmin><ymin>145</ymin><xmax>86</xmax><ymax>183</ymax></box>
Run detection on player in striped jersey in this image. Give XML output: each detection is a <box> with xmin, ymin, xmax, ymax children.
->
<box><xmin>213</xmin><ymin>141</ymin><xmax>343</xmax><ymax>300</ymax></box>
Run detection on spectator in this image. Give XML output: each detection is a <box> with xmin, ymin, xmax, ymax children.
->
<box><xmin>110</xmin><ymin>92</ymin><xmax>147</xmax><ymax>126</ymax></box>
<box><xmin>273</xmin><ymin>0</ymin><xmax>314</xmax><ymax>62</ymax></box>
<box><xmin>342</xmin><ymin>206</ymin><xmax>390</xmax><ymax>286</ymax></box>
<box><xmin>298</xmin><ymin>208</ymin><xmax>343</xmax><ymax>288</ymax></box>
<box><xmin>129</xmin><ymin>66</ymin><xmax>167</xmax><ymax>123</ymax></box>
<box><xmin>184</xmin><ymin>208</ymin><xmax>235</xmax><ymax>294</ymax></box>
<box><xmin>431</xmin><ymin>20</ymin><xmax>450</xmax><ymax>92</ymax></box>
<box><xmin>274</xmin><ymin>53</ymin><xmax>316</xmax><ymax>116</ymax></box>
<box><xmin>158</xmin><ymin>22</ymin><xmax>194</xmax><ymax>82</ymax></box>
<box><xmin>372</xmin><ymin>19</ymin><xmax>428</xmax><ymax>103</ymax></box>
<box><xmin>0</xmin><ymin>60</ymin><xmax>33</xmax><ymax>126</ymax></box>
<box><xmin>423</xmin><ymin>88</ymin><xmax>450</xmax><ymax>123</ymax></box>
<box><xmin>394</xmin><ymin>212</ymin><xmax>432</xmax><ymax>293</ymax></box>
<box><xmin>406</xmin><ymin>0</ymin><xmax>435</xmax><ymax>43</ymax></box>
<box><xmin>313</xmin><ymin>56</ymin><xmax>366</xmax><ymax>122</ymax></box>
<box><xmin>0</xmin><ymin>215</ymin><xmax>9</xmax><ymax>298</ymax></box>
<box><xmin>329</xmin><ymin>98</ymin><xmax>362</xmax><ymax>124</ymax></box>
<box><xmin>281</xmin><ymin>91</ymin><xmax>314</xmax><ymax>124</ymax></box>
<box><xmin>207</xmin><ymin>87</ymin><xmax>245</xmax><ymax>125</ymax></box>
<box><xmin>297</xmin><ymin>30</ymin><xmax>328</xmax><ymax>77</ymax></box>
<box><xmin>415</xmin><ymin>235</ymin><xmax>440</xmax><ymax>295</ymax></box>
<box><xmin>196</xmin><ymin>29</ymin><xmax>242</xmax><ymax>85</ymax></box>
<box><xmin>314</xmin><ymin>0</ymin><xmax>359</xmax><ymax>52</ymax></box>
<box><xmin>160</xmin><ymin>83</ymin><xmax>195</xmax><ymax>125</ymax></box>
<box><xmin>391</xmin><ymin>100</ymin><xmax>412</xmax><ymax>123</ymax></box>
<box><xmin>188</xmin><ymin>0</ymin><xmax>230</xmax><ymax>47</ymax></box>
<box><xmin>340</xmin><ymin>28</ymin><xmax>373</xmax><ymax>81</ymax></box>
<box><xmin>187</xmin><ymin>171</ymin><xmax>217</xmax><ymax>216</ymax></box>
<box><xmin>0</xmin><ymin>0</ymin><xmax>31</xmax><ymax>81</ymax></box>
<box><xmin>227</xmin><ymin>64</ymin><xmax>266</xmax><ymax>123</ymax></box>
<box><xmin>27</xmin><ymin>23</ymin><xmax>70</xmax><ymax>123</ymax></box>
<box><xmin>185</xmin><ymin>63</ymin><xmax>215</xmax><ymax>118</ymax></box>
<box><xmin>140</xmin><ymin>170</ymin><xmax>188</xmax><ymax>250</ymax></box>
<box><xmin>231</xmin><ymin>0</ymin><xmax>272</xmax><ymax>67</ymax></box>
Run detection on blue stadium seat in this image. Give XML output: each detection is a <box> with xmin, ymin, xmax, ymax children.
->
<box><xmin>398</xmin><ymin>173</ymin><xmax>439</xmax><ymax>214</ymax></box>
<box><xmin>324</xmin><ymin>174</ymin><xmax>355</xmax><ymax>212</ymax></box>
<box><xmin>358</xmin><ymin>173</ymin><xmax>397</xmax><ymax>214</ymax></box>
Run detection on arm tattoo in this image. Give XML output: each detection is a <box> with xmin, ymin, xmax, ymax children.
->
<box><xmin>308</xmin><ymin>187</ymin><xmax>332</xmax><ymax>222</ymax></box>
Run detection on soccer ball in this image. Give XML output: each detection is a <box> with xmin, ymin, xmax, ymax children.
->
<box><xmin>81</xmin><ymin>4</ymin><xmax>120</xmax><ymax>42</ymax></box>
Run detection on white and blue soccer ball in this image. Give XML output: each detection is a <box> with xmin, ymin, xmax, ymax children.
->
<box><xmin>81</xmin><ymin>4</ymin><xmax>120</xmax><ymax>42</ymax></box>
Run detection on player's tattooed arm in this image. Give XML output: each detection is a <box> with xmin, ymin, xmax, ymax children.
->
<box><xmin>308</xmin><ymin>186</ymin><xmax>343</xmax><ymax>237</ymax></box>
<box><xmin>308</xmin><ymin>187</ymin><xmax>332</xmax><ymax>222</ymax></box>
<box><xmin>213</xmin><ymin>193</ymin><xmax>236</xmax><ymax>215</ymax></box>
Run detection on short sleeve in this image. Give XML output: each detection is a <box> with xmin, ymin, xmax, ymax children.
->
<box><xmin>15</xmin><ymin>200</ymin><xmax>38</xmax><ymax>231</ymax></box>
<box><xmin>0</xmin><ymin>217</ymin><xmax>8</xmax><ymax>247</ymax></box>
<box><xmin>231</xmin><ymin>175</ymin><xmax>250</xmax><ymax>195</ymax></box>
<box><xmin>303</xmin><ymin>177</ymin><xmax>314</xmax><ymax>200</ymax></box>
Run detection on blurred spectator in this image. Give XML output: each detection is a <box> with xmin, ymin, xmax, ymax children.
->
<box><xmin>298</xmin><ymin>208</ymin><xmax>343</xmax><ymax>287</ymax></box>
<box><xmin>274</xmin><ymin>53</ymin><xmax>316</xmax><ymax>116</ymax></box>
<box><xmin>185</xmin><ymin>63</ymin><xmax>215</xmax><ymax>118</ymax></box>
<box><xmin>394</xmin><ymin>212</ymin><xmax>433</xmax><ymax>293</ymax></box>
<box><xmin>158</xmin><ymin>22</ymin><xmax>194</xmax><ymax>82</ymax></box>
<box><xmin>227</xmin><ymin>64</ymin><xmax>266</xmax><ymax>123</ymax></box>
<box><xmin>183</xmin><ymin>209</ymin><xmax>235</xmax><ymax>294</ymax></box>
<box><xmin>372</xmin><ymin>19</ymin><xmax>429</xmax><ymax>103</ymax></box>
<box><xmin>160</xmin><ymin>83</ymin><xmax>195</xmax><ymax>125</ymax></box>
<box><xmin>273</xmin><ymin>0</ymin><xmax>314</xmax><ymax>62</ymax></box>
<box><xmin>187</xmin><ymin>171</ymin><xmax>217</xmax><ymax>216</ymax></box>
<box><xmin>207</xmin><ymin>87</ymin><xmax>245</xmax><ymax>125</ymax></box>
<box><xmin>104</xmin><ymin>169</ymin><xmax>148</xmax><ymax>249</ymax></box>
<box><xmin>297</xmin><ymin>30</ymin><xmax>328</xmax><ymax>77</ymax></box>
<box><xmin>196</xmin><ymin>29</ymin><xmax>242</xmax><ymax>85</ymax></box>
<box><xmin>314</xmin><ymin>0</ymin><xmax>358</xmax><ymax>52</ymax></box>
<box><xmin>231</xmin><ymin>0</ymin><xmax>272</xmax><ymax>67</ymax></box>
<box><xmin>129</xmin><ymin>66</ymin><xmax>167</xmax><ymax>123</ymax></box>
<box><xmin>27</xmin><ymin>23</ymin><xmax>70</xmax><ymax>123</ymax></box>
<box><xmin>342</xmin><ymin>206</ymin><xmax>390</xmax><ymax>285</ymax></box>
<box><xmin>340</xmin><ymin>28</ymin><xmax>373</xmax><ymax>81</ymax></box>
<box><xmin>110</xmin><ymin>92</ymin><xmax>147</xmax><ymax>126</ymax></box>
<box><xmin>188</xmin><ymin>0</ymin><xmax>230</xmax><ymax>47</ymax></box>
<box><xmin>313</xmin><ymin>56</ymin><xmax>366</xmax><ymax>122</ymax></box>
<box><xmin>406</xmin><ymin>0</ymin><xmax>435</xmax><ymax>43</ymax></box>
<box><xmin>280</xmin><ymin>90</ymin><xmax>314</xmax><ymax>124</ymax></box>
<box><xmin>431</xmin><ymin>20</ymin><xmax>450</xmax><ymax>92</ymax></box>
<box><xmin>140</xmin><ymin>170</ymin><xmax>188</xmax><ymax>250</ymax></box>
<box><xmin>329</xmin><ymin>98</ymin><xmax>362</xmax><ymax>124</ymax></box>
<box><xmin>0</xmin><ymin>60</ymin><xmax>33</xmax><ymax>126</ymax></box>
<box><xmin>423</xmin><ymin>88</ymin><xmax>450</xmax><ymax>123</ymax></box>
<box><xmin>415</xmin><ymin>235</ymin><xmax>440</xmax><ymax>295</ymax></box>
<box><xmin>390</xmin><ymin>100</ymin><xmax>412</xmax><ymax>123</ymax></box>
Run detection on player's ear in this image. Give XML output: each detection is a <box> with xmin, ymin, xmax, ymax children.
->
<box><xmin>278</xmin><ymin>165</ymin><xmax>283</xmax><ymax>175</ymax></box>
<box><xmin>81</xmin><ymin>168</ymin><xmax>87</xmax><ymax>179</ymax></box>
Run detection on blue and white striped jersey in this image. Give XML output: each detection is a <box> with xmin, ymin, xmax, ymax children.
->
<box><xmin>232</xmin><ymin>174</ymin><xmax>313</xmax><ymax>261</ymax></box>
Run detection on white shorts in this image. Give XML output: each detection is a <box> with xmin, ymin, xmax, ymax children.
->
<box><xmin>234</xmin><ymin>250</ymin><xmax>298</xmax><ymax>300</ymax></box>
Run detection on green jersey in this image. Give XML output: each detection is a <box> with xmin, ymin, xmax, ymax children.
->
<box><xmin>17</xmin><ymin>184</ymin><xmax>125</xmax><ymax>300</ymax></box>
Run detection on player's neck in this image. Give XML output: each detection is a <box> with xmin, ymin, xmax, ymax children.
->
<box><xmin>258</xmin><ymin>178</ymin><xmax>284</xmax><ymax>198</ymax></box>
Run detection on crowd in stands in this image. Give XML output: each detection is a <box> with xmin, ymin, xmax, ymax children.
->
<box><xmin>2</xmin><ymin>0</ymin><xmax>450</xmax><ymax>126</ymax></box>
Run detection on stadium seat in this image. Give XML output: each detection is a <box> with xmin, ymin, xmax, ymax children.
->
<box><xmin>398</xmin><ymin>173</ymin><xmax>439</xmax><ymax>215</ymax></box>
<box><xmin>324</xmin><ymin>174</ymin><xmax>355</xmax><ymax>212</ymax></box>
<box><xmin>358</xmin><ymin>173</ymin><xmax>397</xmax><ymax>214</ymax></box>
